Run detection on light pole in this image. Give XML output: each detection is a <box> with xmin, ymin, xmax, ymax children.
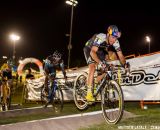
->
<box><xmin>66</xmin><ymin>0</ymin><xmax>78</xmax><ymax>69</ymax></box>
<box><xmin>145</xmin><ymin>36</ymin><xmax>151</xmax><ymax>54</ymax></box>
<box><xmin>9</xmin><ymin>34</ymin><xmax>20</xmax><ymax>62</ymax></box>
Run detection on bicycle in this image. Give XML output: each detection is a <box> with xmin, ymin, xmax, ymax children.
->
<box><xmin>0</xmin><ymin>76</ymin><xmax>11</xmax><ymax>111</ymax></box>
<box><xmin>41</xmin><ymin>77</ymin><xmax>64</xmax><ymax>113</ymax></box>
<box><xmin>73</xmin><ymin>63</ymin><xmax>129</xmax><ymax>124</ymax></box>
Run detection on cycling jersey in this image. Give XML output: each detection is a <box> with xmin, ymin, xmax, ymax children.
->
<box><xmin>85</xmin><ymin>33</ymin><xmax>121</xmax><ymax>51</ymax></box>
<box><xmin>84</xmin><ymin>33</ymin><xmax>122</xmax><ymax>64</ymax></box>
<box><xmin>1</xmin><ymin>69</ymin><xmax>12</xmax><ymax>80</ymax></box>
<box><xmin>44</xmin><ymin>58</ymin><xmax>66</xmax><ymax>78</ymax></box>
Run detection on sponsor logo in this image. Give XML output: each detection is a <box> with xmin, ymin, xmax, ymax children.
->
<box><xmin>113</xmin><ymin>69</ymin><xmax>160</xmax><ymax>86</ymax></box>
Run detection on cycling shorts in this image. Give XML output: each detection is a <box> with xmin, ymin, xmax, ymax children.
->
<box><xmin>83</xmin><ymin>46</ymin><xmax>107</xmax><ymax>65</ymax></box>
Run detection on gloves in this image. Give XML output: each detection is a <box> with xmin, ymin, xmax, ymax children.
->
<box><xmin>98</xmin><ymin>61</ymin><xmax>106</xmax><ymax>70</ymax></box>
<box><xmin>124</xmin><ymin>62</ymin><xmax>130</xmax><ymax>76</ymax></box>
<box><xmin>124</xmin><ymin>62</ymin><xmax>130</xmax><ymax>69</ymax></box>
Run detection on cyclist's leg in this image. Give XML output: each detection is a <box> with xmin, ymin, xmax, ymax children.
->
<box><xmin>83</xmin><ymin>46</ymin><xmax>96</xmax><ymax>101</ymax></box>
<box><xmin>44</xmin><ymin>75</ymin><xmax>49</xmax><ymax>96</ymax></box>
<box><xmin>88</xmin><ymin>63</ymin><xmax>96</xmax><ymax>87</ymax></box>
<box><xmin>2</xmin><ymin>83</ymin><xmax>7</xmax><ymax>109</ymax></box>
<box><xmin>84</xmin><ymin>46</ymin><xmax>95</xmax><ymax>86</ymax></box>
<box><xmin>96</xmin><ymin>73</ymin><xmax>105</xmax><ymax>83</ymax></box>
<box><xmin>0</xmin><ymin>84</ymin><xmax>2</xmax><ymax>98</ymax></box>
<box><xmin>47</xmin><ymin>72</ymin><xmax>56</xmax><ymax>103</ymax></box>
<box><xmin>7</xmin><ymin>84</ymin><xmax>10</xmax><ymax>99</ymax></box>
<box><xmin>86</xmin><ymin>63</ymin><xmax>96</xmax><ymax>102</ymax></box>
<box><xmin>7</xmin><ymin>80</ymin><xmax>11</xmax><ymax>98</ymax></box>
<box><xmin>96</xmin><ymin>50</ymin><xmax>108</xmax><ymax>84</ymax></box>
<box><xmin>44</xmin><ymin>64</ymin><xmax>52</xmax><ymax>95</ymax></box>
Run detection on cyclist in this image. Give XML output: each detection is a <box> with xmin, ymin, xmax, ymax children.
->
<box><xmin>43</xmin><ymin>50</ymin><xmax>67</xmax><ymax>95</ymax></box>
<box><xmin>0</xmin><ymin>63</ymin><xmax>12</xmax><ymax>110</ymax></box>
<box><xmin>83</xmin><ymin>25</ymin><xmax>127</xmax><ymax>102</ymax></box>
<box><xmin>0</xmin><ymin>63</ymin><xmax>12</xmax><ymax>85</ymax></box>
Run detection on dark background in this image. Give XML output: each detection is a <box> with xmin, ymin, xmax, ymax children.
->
<box><xmin>0</xmin><ymin>0</ymin><xmax>160</xmax><ymax>67</ymax></box>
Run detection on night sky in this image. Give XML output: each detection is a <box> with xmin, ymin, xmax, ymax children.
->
<box><xmin>0</xmin><ymin>0</ymin><xmax>160</xmax><ymax>67</ymax></box>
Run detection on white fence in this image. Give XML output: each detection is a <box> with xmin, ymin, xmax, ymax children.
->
<box><xmin>25</xmin><ymin>52</ymin><xmax>160</xmax><ymax>101</ymax></box>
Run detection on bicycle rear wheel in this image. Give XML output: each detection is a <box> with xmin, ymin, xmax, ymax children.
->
<box><xmin>51</xmin><ymin>85</ymin><xmax>63</xmax><ymax>113</ymax></box>
<box><xmin>101</xmin><ymin>80</ymin><xmax>124</xmax><ymax>124</ymax></box>
<box><xmin>73</xmin><ymin>72</ymin><xmax>88</xmax><ymax>110</ymax></box>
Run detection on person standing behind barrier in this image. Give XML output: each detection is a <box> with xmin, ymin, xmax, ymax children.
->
<box><xmin>25</xmin><ymin>68</ymin><xmax>35</xmax><ymax>80</ymax></box>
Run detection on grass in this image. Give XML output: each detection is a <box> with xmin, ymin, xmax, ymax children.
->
<box><xmin>0</xmin><ymin>102</ymin><xmax>102</xmax><ymax>125</ymax></box>
<box><xmin>0</xmin><ymin>82</ymin><xmax>102</xmax><ymax>125</ymax></box>
<box><xmin>79</xmin><ymin>102</ymin><xmax>160</xmax><ymax>130</ymax></box>
<box><xmin>2</xmin><ymin>82</ymin><xmax>160</xmax><ymax>130</ymax></box>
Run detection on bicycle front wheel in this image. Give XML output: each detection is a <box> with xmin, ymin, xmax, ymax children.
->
<box><xmin>101</xmin><ymin>80</ymin><xmax>124</xmax><ymax>124</ymax></box>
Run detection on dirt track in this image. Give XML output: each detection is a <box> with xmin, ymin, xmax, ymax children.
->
<box><xmin>0</xmin><ymin>110</ymin><xmax>137</xmax><ymax>130</ymax></box>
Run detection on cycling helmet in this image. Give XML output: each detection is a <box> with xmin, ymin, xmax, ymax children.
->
<box><xmin>107</xmin><ymin>25</ymin><xmax>121</xmax><ymax>38</ymax></box>
<box><xmin>51</xmin><ymin>50</ymin><xmax>62</xmax><ymax>63</ymax></box>
<box><xmin>1</xmin><ymin>63</ymin><xmax>9</xmax><ymax>70</ymax></box>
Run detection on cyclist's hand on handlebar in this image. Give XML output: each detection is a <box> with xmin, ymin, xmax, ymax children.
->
<box><xmin>124</xmin><ymin>62</ymin><xmax>130</xmax><ymax>69</ymax></box>
<box><xmin>124</xmin><ymin>62</ymin><xmax>130</xmax><ymax>76</ymax></box>
<box><xmin>98</xmin><ymin>61</ymin><xmax>106</xmax><ymax>70</ymax></box>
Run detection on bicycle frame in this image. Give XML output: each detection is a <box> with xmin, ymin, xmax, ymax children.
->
<box><xmin>93</xmin><ymin>70</ymin><xmax>112</xmax><ymax>97</ymax></box>
<box><xmin>42</xmin><ymin>77</ymin><xmax>64</xmax><ymax>112</ymax></box>
<box><xmin>47</xmin><ymin>78</ymin><xmax>64</xmax><ymax>102</ymax></box>
<box><xmin>73</xmin><ymin>64</ymin><xmax>125</xmax><ymax>124</ymax></box>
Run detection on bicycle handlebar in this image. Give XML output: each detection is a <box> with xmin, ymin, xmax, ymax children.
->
<box><xmin>97</xmin><ymin>62</ymin><xmax>130</xmax><ymax>76</ymax></box>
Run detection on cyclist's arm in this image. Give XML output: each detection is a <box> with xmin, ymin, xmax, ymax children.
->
<box><xmin>60</xmin><ymin>60</ymin><xmax>66</xmax><ymax>78</ymax></box>
<box><xmin>112</xmin><ymin>40</ymin><xmax>126</xmax><ymax>66</ymax></box>
<box><xmin>44</xmin><ymin>66</ymin><xmax>49</xmax><ymax>76</ymax></box>
<box><xmin>43</xmin><ymin>64</ymin><xmax>49</xmax><ymax>87</ymax></box>
<box><xmin>90</xmin><ymin>46</ymin><xmax>101</xmax><ymax>63</ymax></box>
<box><xmin>117</xmin><ymin>51</ymin><xmax>126</xmax><ymax>66</ymax></box>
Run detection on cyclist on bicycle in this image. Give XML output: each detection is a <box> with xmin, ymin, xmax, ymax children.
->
<box><xmin>0</xmin><ymin>63</ymin><xmax>12</xmax><ymax>110</ymax></box>
<box><xmin>44</xmin><ymin>50</ymin><xmax>67</xmax><ymax>95</ymax></box>
<box><xmin>83</xmin><ymin>25</ymin><xmax>127</xmax><ymax>102</ymax></box>
<box><xmin>0</xmin><ymin>63</ymin><xmax>12</xmax><ymax>84</ymax></box>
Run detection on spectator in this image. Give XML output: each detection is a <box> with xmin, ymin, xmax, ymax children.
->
<box><xmin>25</xmin><ymin>68</ymin><xmax>34</xmax><ymax>80</ymax></box>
